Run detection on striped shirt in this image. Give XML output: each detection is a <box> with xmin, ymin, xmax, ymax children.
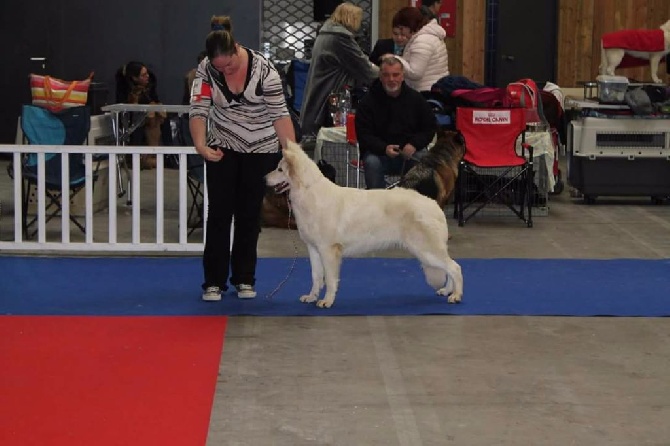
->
<box><xmin>189</xmin><ymin>47</ymin><xmax>289</xmax><ymax>153</ymax></box>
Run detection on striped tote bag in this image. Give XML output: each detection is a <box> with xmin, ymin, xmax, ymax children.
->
<box><xmin>30</xmin><ymin>72</ymin><xmax>93</xmax><ymax>112</ymax></box>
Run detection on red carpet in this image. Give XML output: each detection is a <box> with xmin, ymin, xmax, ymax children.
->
<box><xmin>0</xmin><ymin>316</ymin><xmax>227</xmax><ymax>446</ymax></box>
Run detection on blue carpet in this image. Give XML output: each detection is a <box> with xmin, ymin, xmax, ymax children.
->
<box><xmin>1</xmin><ymin>256</ymin><xmax>669</xmax><ymax>317</ymax></box>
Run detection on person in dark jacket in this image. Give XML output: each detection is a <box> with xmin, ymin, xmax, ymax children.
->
<box><xmin>115</xmin><ymin>61</ymin><xmax>159</xmax><ymax>105</ymax></box>
<box><xmin>355</xmin><ymin>55</ymin><xmax>436</xmax><ymax>189</ymax></box>
<box><xmin>369</xmin><ymin>26</ymin><xmax>410</xmax><ymax>65</ymax></box>
<box><xmin>114</xmin><ymin>61</ymin><xmax>163</xmax><ymax>168</ymax></box>
<box><xmin>299</xmin><ymin>2</ymin><xmax>378</xmax><ymax>137</ymax></box>
<box><xmin>420</xmin><ymin>0</ymin><xmax>442</xmax><ymax>21</ymax></box>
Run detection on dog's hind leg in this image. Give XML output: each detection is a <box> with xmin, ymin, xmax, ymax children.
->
<box><xmin>422</xmin><ymin>265</ymin><xmax>447</xmax><ymax>290</ymax></box>
<box><xmin>405</xmin><ymin>227</ymin><xmax>463</xmax><ymax>302</ymax></box>
<box><xmin>300</xmin><ymin>244</ymin><xmax>324</xmax><ymax>303</ymax></box>
<box><xmin>415</xmin><ymin>249</ymin><xmax>463</xmax><ymax>304</ymax></box>
<box><xmin>316</xmin><ymin>243</ymin><xmax>343</xmax><ymax>308</ymax></box>
<box><xmin>437</xmin><ymin>257</ymin><xmax>463</xmax><ymax>304</ymax></box>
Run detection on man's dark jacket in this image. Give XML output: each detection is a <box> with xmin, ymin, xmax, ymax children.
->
<box><xmin>355</xmin><ymin>79</ymin><xmax>436</xmax><ymax>157</ymax></box>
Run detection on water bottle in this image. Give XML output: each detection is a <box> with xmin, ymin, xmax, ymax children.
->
<box><xmin>338</xmin><ymin>86</ymin><xmax>352</xmax><ymax>127</ymax></box>
<box><xmin>262</xmin><ymin>42</ymin><xmax>272</xmax><ymax>59</ymax></box>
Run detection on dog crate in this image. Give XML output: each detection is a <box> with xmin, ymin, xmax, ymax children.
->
<box><xmin>568</xmin><ymin>117</ymin><xmax>670</xmax><ymax>202</ymax></box>
<box><xmin>314</xmin><ymin>128</ymin><xmax>362</xmax><ymax>188</ymax></box>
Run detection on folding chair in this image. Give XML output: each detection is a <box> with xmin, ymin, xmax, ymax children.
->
<box><xmin>176</xmin><ymin>115</ymin><xmax>204</xmax><ymax>234</ymax></box>
<box><xmin>285</xmin><ymin>59</ymin><xmax>310</xmax><ymax>115</ymax></box>
<box><xmin>455</xmin><ymin>107</ymin><xmax>534</xmax><ymax>227</ymax></box>
<box><xmin>15</xmin><ymin>104</ymin><xmax>95</xmax><ymax>237</ymax></box>
<box><xmin>186</xmin><ymin>156</ymin><xmax>204</xmax><ymax>235</ymax></box>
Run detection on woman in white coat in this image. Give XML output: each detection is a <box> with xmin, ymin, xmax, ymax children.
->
<box><xmin>392</xmin><ymin>6</ymin><xmax>449</xmax><ymax>93</ymax></box>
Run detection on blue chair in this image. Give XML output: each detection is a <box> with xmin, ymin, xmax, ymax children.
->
<box><xmin>17</xmin><ymin>105</ymin><xmax>94</xmax><ymax>237</ymax></box>
<box><xmin>286</xmin><ymin>59</ymin><xmax>310</xmax><ymax>114</ymax></box>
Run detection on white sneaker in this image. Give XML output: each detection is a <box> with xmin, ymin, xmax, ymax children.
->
<box><xmin>236</xmin><ymin>284</ymin><xmax>257</xmax><ymax>299</ymax></box>
<box><xmin>202</xmin><ymin>286</ymin><xmax>222</xmax><ymax>301</ymax></box>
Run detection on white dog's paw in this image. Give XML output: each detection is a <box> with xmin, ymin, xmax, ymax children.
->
<box><xmin>436</xmin><ymin>280</ymin><xmax>454</xmax><ymax>296</ymax></box>
<box><xmin>316</xmin><ymin>299</ymin><xmax>333</xmax><ymax>308</ymax></box>
<box><xmin>653</xmin><ymin>76</ymin><xmax>662</xmax><ymax>84</ymax></box>
<box><xmin>437</xmin><ymin>287</ymin><xmax>462</xmax><ymax>303</ymax></box>
<box><xmin>448</xmin><ymin>292</ymin><xmax>462</xmax><ymax>304</ymax></box>
<box><xmin>300</xmin><ymin>294</ymin><xmax>317</xmax><ymax>303</ymax></box>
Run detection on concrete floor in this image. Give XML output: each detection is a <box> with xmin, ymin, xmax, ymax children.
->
<box><xmin>2</xmin><ymin>157</ymin><xmax>670</xmax><ymax>445</ymax></box>
<box><xmin>218</xmin><ymin>167</ymin><xmax>670</xmax><ymax>446</ymax></box>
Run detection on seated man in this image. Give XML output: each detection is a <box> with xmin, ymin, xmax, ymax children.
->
<box><xmin>355</xmin><ymin>55</ymin><xmax>436</xmax><ymax>189</ymax></box>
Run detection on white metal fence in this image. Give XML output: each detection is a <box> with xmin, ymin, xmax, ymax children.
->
<box><xmin>0</xmin><ymin>144</ymin><xmax>207</xmax><ymax>252</ymax></box>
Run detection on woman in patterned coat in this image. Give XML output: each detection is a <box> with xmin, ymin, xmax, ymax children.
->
<box><xmin>189</xmin><ymin>16</ymin><xmax>295</xmax><ymax>302</ymax></box>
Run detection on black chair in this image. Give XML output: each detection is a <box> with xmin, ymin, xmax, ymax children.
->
<box><xmin>176</xmin><ymin>115</ymin><xmax>204</xmax><ymax>235</ymax></box>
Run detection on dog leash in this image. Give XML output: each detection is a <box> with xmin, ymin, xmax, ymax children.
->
<box><xmin>264</xmin><ymin>193</ymin><xmax>299</xmax><ymax>300</ymax></box>
<box><xmin>385</xmin><ymin>154</ymin><xmax>421</xmax><ymax>189</ymax></box>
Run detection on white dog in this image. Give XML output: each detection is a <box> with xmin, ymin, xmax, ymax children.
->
<box><xmin>265</xmin><ymin>140</ymin><xmax>463</xmax><ymax>309</ymax></box>
<box><xmin>600</xmin><ymin>20</ymin><xmax>670</xmax><ymax>84</ymax></box>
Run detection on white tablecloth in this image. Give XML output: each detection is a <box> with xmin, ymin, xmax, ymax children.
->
<box><xmin>314</xmin><ymin>127</ymin><xmax>348</xmax><ymax>161</ymax></box>
<box><xmin>516</xmin><ymin>130</ymin><xmax>556</xmax><ymax>192</ymax></box>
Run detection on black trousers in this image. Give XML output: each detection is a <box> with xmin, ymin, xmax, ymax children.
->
<box><xmin>202</xmin><ymin>149</ymin><xmax>280</xmax><ymax>291</ymax></box>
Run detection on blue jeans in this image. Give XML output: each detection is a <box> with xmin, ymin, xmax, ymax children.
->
<box><xmin>362</xmin><ymin>150</ymin><xmax>425</xmax><ymax>189</ymax></box>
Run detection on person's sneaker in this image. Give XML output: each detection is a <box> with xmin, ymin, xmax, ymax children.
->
<box><xmin>235</xmin><ymin>284</ymin><xmax>257</xmax><ymax>299</ymax></box>
<box><xmin>202</xmin><ymin>286</ymin><xmax>222</xmax><ymax>302</ymax></box>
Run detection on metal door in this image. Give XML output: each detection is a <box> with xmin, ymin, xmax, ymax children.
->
<box><xmin>487</xmin><ymin>0</ymin><xmax>557</xmax><ymax>87</ymax></box>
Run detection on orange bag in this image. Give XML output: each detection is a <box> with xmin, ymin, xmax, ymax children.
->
<box><xmin>30</xmin><ymin>72</ymin><xmax>94</xmax><ymax>112</ymax></box>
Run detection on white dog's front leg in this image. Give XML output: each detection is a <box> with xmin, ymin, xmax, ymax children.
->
<box><xmin>605</xmin><ymin>49</ymin><xmax>625</xmax><ymax>76</ymax></box>
<box><xmin>316</xmin><ymin>244</ymin><xmax>343</xmax><ymax>309</ymax></box>
<box><xmin>599</xmin><ymin>42</ymin><xmax>607</xmax><ymax>75</ymax></box>
<box><xmin>300</xmin><ymin>244</ymin><xmax>324</xmax><ymax>303</ymax></box>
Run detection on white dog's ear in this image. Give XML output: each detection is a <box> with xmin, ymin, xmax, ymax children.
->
<box><xmin>282</xmin><ymin>140</ymin><xmax>302</xmax><ymax>166</ymax></box>
<box><xmin>281</xmin><ymin>144</ymin><xmax>298</xmax><ymax>174</ymax></box>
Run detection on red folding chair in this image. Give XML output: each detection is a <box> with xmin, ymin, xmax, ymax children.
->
<box><xmin>455</xmin><ymin>107</ymin><xmax>534</xmax><ymax>227</ymax></box>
